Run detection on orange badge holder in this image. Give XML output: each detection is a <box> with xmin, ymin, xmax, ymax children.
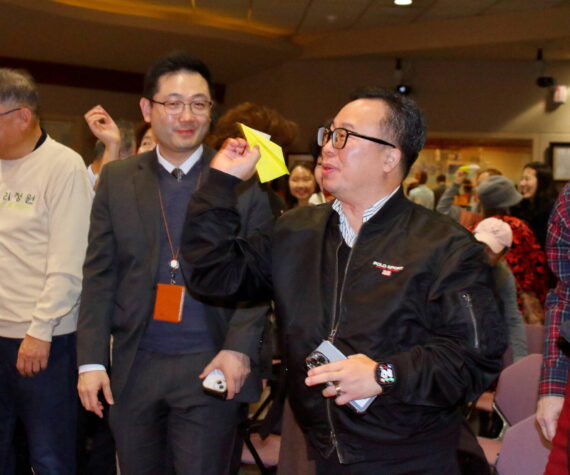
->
<box><xmin>153</xmin><ymin>283</ymin><xmax>185</xmax><ymax>323</ymax></box>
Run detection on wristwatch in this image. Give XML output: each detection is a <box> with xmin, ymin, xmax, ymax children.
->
<box><xmin>375</xmin><ymin>362</ymin><xmax>396</xmax><ymax>393</ymax></box>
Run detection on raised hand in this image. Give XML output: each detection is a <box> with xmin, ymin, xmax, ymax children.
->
<box><xmin>84</xmin><ymin>105</ymin><xmax>121</xmax><ymax>149</ymax></box>
<box><xmin>210</xmin><ymin>138</ymin><xmax>260</xmax><ymax>181</ymax></box>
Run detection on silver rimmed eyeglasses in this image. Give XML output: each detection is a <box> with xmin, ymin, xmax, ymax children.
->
<box><xmin>317</xmin><ymin>126</ymin><xmax>396</xmax><ymax>150</ymax></box>
<box><xmin>147</xmin><ymin>98</ymin><xmax>213</xmax><ymax>116</ymax></box>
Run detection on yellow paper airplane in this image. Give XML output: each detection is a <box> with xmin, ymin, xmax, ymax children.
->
<box><xmin>239</xmin><ymin>123</ymin><xmax>289</xmax><ymax>183</ymax></box>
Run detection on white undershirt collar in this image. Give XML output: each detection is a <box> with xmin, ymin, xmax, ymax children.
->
<box><xmin>156</xmin><ymin>144</ymin><xmax>203</xmax><ymax>175</ymax></box>
<box><xmin>332</xmin><ymin>185</ymin><xmax>400</xmax><ymax>247</ymax></box>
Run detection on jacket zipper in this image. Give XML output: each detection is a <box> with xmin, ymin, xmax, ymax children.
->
<box><xmin>327</xmin><ymin>239</ymin><xmax>343</xmax><ymax>342</ymax></box>
<box><xmin>329</xmin><ymin>240</ymin><xmax>356</xmax><ymax>342</ymax></box>
<box><xmin>324</xmin><ymin>238</ymin><xmax>343</xmax><ymax>460</ymax></box>
<box><xmin>460</xmin><ymin>291</ymin><xmax>479</xmax><ymax>349</ymax></box>
<box><xmin>325</xmin><ymin>402</ymin><xmax>338</xmax><ymax>458</ymax></box>
<box><xmin>325</xmin><ymin>236</ymin><xmax>357</xmax><ymax>463</ymax></box>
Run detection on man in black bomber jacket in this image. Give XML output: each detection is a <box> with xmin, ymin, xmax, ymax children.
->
<box><xmin>182</xmin><ymin>88</ymin><xmax>507</xmax><ymax>474</ymax></box>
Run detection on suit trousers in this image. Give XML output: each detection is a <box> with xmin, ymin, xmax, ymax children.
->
<box><xmin>109</xmin><ymin>349</ymin><xmax>244</xmax><ymax>475</ymax></box>
<box><xmin>0</xmin><ymin>334</ymin><xmax>78</xmax><ymax>475</ymax></box>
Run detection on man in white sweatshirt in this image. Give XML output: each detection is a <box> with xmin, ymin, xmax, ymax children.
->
<box><xmin>0</xmin><ymin>69</ymin><xmax>93</xmax><ymax>474</ymax></box>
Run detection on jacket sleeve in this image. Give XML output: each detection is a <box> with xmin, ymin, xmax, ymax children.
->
<box><xmin>539</xmin><ymin>184</ymin><xmax>570</xmax><ymax>397</ymax></box>
<box><xmin>182</xmin><ymin>169</ymin><xmax>273</xmax><ymax>300</ymax></box>
<box><xmin>182</xmin><ymin>169</ymin><xmax>275</xmax><ymax>363</ymax></box>
<box><xmin>435</xmin><ymin>182</ymin><xmax>460</xmax><ymax>221</ymax></box>
<box><xmin>27</xmin><ymin>163</ymin><xmax>93</xmax><ymax>341</ymax></box>
<box><xmin>386</xmin><ymin>238</ymin><xmax>507</xmax><ymax>407</ymax></box>
<box><xmin>221</xmin><ymin>177</ymin><xmax>276</xmax><ymax>363</ymax></box>
<box><xmin>495</xmin><ymin>263</ymin><xmax>528</xmax><ymax>362</ymax></box>
<box><xmin>76</xmin><ymin>164</ymin><xmax>117</xmax><ymax>368</ymax></box>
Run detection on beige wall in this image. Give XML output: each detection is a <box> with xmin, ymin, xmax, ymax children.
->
<box><xmin>38</xmin><ymin>83</ymin><xmax>141</xmax><ymax>121</ymax></box>
<box><xmin>32</xmin><ymin>56</ymin><xmax>570</xmax><ymax>169</ymax></box>
<box><xmin>224</xmin><ymin>57</ymin><xmax>570</xmax><ymax>160</ymax></box>
<box><xmin>37</xmin><ymin>83</ymin><xmax>142</xmax><ymax>162</ymax></box>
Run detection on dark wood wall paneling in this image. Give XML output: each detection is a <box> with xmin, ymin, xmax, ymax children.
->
<box><xmin>0</xmin><ymin>57</ymin><xmax>225</xmax><ymax>102</ymax></box>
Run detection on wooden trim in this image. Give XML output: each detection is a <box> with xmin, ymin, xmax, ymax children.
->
<box><xmin>0</xmin><ymin>57</ymin><xmax>225</xmax><ymax>102</ymax></box>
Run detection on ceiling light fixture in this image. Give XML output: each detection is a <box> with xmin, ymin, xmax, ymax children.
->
<box><xmin>394</xmin><ymin>0</ymin><xmax>412</xmax><ymax>6</ymax></box>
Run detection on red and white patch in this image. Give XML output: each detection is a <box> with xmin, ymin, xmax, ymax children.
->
<box><xmin>373</xmin><ymin>261</ymin><xmax>404</xmax><ymax>276</ymax></box>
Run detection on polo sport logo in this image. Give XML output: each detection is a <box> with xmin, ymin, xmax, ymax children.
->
<box><xmin>372</xmin><ymin>261</ymin><xmax>404</xmax><ymax>277</ymax></box>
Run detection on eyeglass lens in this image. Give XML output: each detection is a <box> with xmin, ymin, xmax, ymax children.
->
<box><xmin>318</xmin><ymin>127</ymin><xmax>347</xmax><ymax>149</ymax></box>
<box><xmin>167</xmin><ymin>101</ymin><xmax>209</xmax><ymax>115</ymax></box>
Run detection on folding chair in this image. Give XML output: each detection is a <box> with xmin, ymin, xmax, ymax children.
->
<box><xmin>477</xmin><ymin>354</ymin><xmax>543</xmax><ymax>467</ymax></box>
<box><xmin>495</xmin><ymin>415</ymin><xmax>551</xmax><ymax>475</ymax></box>
<box><xmin>241</xmin><ymin>362</ymin><xmax>282</xmax><ymax>474</ymax></box>
<box><xmin>525</xmin><ymin>324</ymin><xmax>545</xmax><ymax>355</ymax></box>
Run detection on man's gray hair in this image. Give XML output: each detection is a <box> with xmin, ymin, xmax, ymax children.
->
<box><xmin>0</xmin><ymin>68</ymin><xmax>39</xmax><ymax>115</ymax></box>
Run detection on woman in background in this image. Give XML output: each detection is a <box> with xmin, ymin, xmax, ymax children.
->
<box><xmin>512</xmin><ymin>162</ymin><xmax>558</xmax><ymax>247</ymax></box>
<box><xmin>476</xmin><ymin>175</ymin><xmax>549</xmax><ymax>323</ymax></box>
<box><xmin>308</xmin><ymin>155</ymin><xmax>333</xmax><ymax>205</ymax></box>
<box><xmin>206</xmin><ymin>101</ymin><xmax>298</xmax><ymax>217</ymax></box>
<box><xmin>286</xmin><ymin>162</ymin><xmax>316</xmax><ymax>209</ymax></box>
<box><xmin>136</xmin><ymin>125</ymin><xmax>157</xmax><ymax>154</ymax></box>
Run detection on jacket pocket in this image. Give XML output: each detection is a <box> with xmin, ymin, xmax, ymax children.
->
<box><xmin>459</xmin><ymin>290</ymin><xmax>479</xmax><ymax>350</ymax></box>
<box><xmin>456</xmin><ymin>286</ymin><xmax>506</xmax><ymax>358</ymax></box>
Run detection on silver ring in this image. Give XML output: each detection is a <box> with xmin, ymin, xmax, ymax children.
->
<box><xmin>335</xmin><ymin>384</ymin><xmax>342</xmax><ymax>395</ymax></box>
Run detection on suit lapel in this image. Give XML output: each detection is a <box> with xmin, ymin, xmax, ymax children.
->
<box><xmin>134</xmin><ymin>152</ymin><xmax>161</xmax><ymax>279</ymax></box>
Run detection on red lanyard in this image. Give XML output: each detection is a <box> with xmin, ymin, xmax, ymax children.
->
<box><xmin>157</xmin><ymin>189</ymin><xmax>180</xmax><ymax>284</ymax></box>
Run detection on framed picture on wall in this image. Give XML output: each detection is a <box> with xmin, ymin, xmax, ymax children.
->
<box><xmin>549</xmin><ymin>143</ymin><xmax>570</xmax><ymax>181</ymax></box>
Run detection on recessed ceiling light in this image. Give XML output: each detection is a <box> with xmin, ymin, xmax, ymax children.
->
<box><xmin>394</xmin><ymin>0</ymin><xmax>412</xmax><ymax>5</ymax></box>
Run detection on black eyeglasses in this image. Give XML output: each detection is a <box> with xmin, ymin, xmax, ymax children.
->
<box><xmin>317</xmin><ymin>126</ymin><xmax>396</xmax><ymax>150</ymax></box>
<box><xmin>147</xmin><ymin>98</ymin><xmax>213</xmax><ymax>116</ymax></box>
<box><xmin>0</xmin><ymin>107</ymin><xmax>21</xmax><ymax>117</ymax></box>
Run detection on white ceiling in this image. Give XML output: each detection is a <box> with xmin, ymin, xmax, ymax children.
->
<box><xmin>1</xmin><ymin>0</ymin><xmax>570</xmax><ymax>82</ymax></box>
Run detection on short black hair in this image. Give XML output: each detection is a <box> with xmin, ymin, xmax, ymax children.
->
<box><xmin>143</xmin><ymin>51</ymin><xmax>213</xmax><ymax>99</ymax></box>
<box><xmin>349</xmin><ymin>87</ymin><xmax>426</xmax><ymax>177</ymax></box>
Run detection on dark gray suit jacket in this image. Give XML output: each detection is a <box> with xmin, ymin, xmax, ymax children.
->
<box><xmin>77</xmin><ymin>147</ymin><xmax>274</xmax><ymax>402</ymax></box>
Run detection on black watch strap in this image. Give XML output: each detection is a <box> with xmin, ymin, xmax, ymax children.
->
<box><xmin>375</xmin><ymin>362</ymin><xmax>396</xmax><ymax>393</ymax></box>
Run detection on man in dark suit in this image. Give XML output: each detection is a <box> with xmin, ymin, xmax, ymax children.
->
<box><xmin>76</xmin><ymin>51</ymin><xmax>273</xmax><ymax>475</ymax></box>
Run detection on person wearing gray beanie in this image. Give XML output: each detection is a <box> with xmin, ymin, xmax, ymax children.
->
<box><xmin>477</xmin><ymin>175</ymin><xmax>522</xmax><ymax>212</ymax></box>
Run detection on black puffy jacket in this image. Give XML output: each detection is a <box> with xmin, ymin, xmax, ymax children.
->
<box><xmin>183</xmin><ymin>170</ymin><xmax>507</xmax><ymax>465</ymax></box>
